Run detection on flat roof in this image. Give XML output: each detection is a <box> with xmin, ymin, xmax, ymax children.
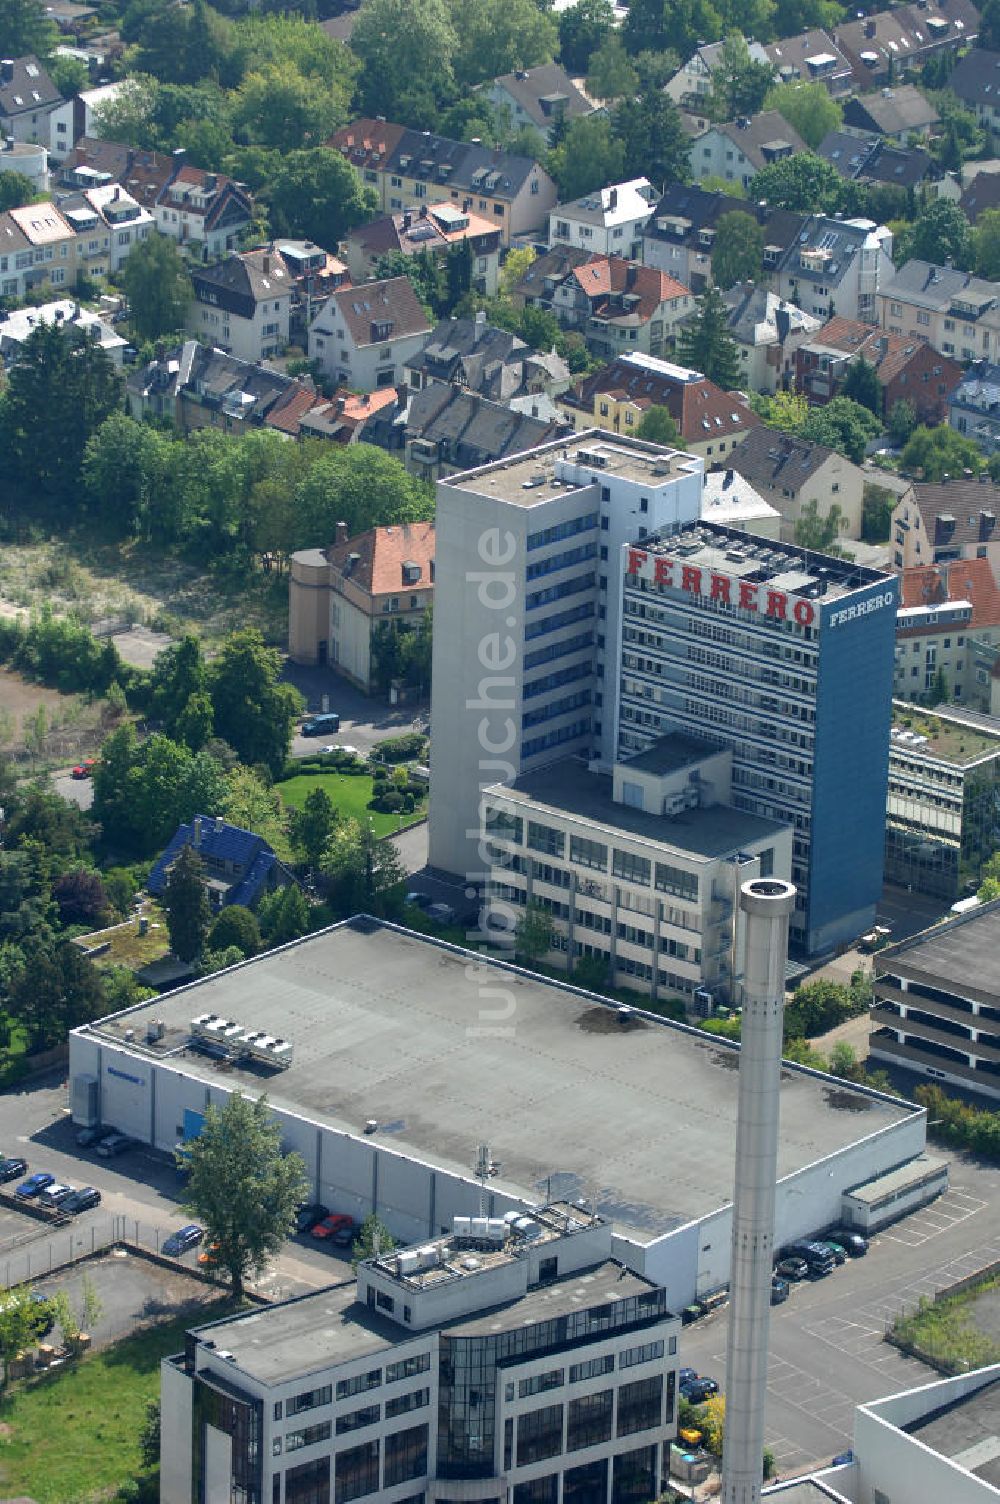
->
<box><xmin>441</xmin><ymin>432</ymin><xmax>700</xmax><ymax>507</ymax></box>
<box><xmin>891</xmin><ymin>702</ymin><xmax>1000</xmax><ymax>766</ymax></box>
<box><xmin>80</xmin><ymin>922</ymin><xmax>916</xmax><ymax>1243</ymax></box>
<box><xmin>878</xmin><ymin>900</ymin><xmax>1000</xmax><ymax>1003</ymax></box>
<box><xmin>644</xmin><ymin>522</ymin><xmax>888</xmax><ymax>604</ymax></box>
<box><xmin>845</xmin><ymin>1153</ymin><xmax>947</xmax><ymax>1206</ymax></box>
<box><xmin>621</xmin><ymin>731</ymin><xmax>724</xmax><ymax>776</ymax></box>
<box><xmin>492</xmin><ymin>759</ymin><xmax>787</xmax><ymax>861</ymax></box>
<box><xmin>907</xmin><ymin>1377</ymin><xmax>1000</xmax><ymax>1488</ymax></box>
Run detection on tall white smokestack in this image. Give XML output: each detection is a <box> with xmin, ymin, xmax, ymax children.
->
<box><xmin>721</xmin><ymin>877</ymin><xmax>797</xmax><ymax>1504</ymax></box>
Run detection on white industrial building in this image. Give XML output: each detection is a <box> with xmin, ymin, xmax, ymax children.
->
<box><xmin>161</xmin><ymin>1203</ymin><xmax>680</xmax><ymax>1504</ymax></box>
<box><xmin>70</xmin><ymin>919</ymin><xmax>930</xmax><ymax>1314</ymax></box>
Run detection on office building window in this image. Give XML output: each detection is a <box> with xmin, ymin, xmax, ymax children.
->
<box><xmin>334</xmin><ymin>1440</ymin><xmax>379</xmax><ymax>1503</ymax></box>
<box><xmin>619</xmin><ymin>1341</ymin><xmax>664</xmax><ymax>1369</ymax></box>
<box><xmin>383</xmin><ymin>1424</ymin><xmax>429</xmax><ymax>1488</ymax></box>
<box><xmin>287</xmin><ymin>1422</ymin><xmax>332</xmax><ymax>1452</ymax></box>
<box><xmin>519</xmin><ymin>1369</ymin><xmax>564</xmax><ymax>1398</ymax></box>
<box><xmin>569</xmin><ymin>1353</ymin><xmax>615</xmax><ymax>1382</ymax></box>
<box><xmin>613</xmin><ymin>850</ymin><xmax>651</xmax><ymax>885</ymax></box>
<box><xmin>285</xmin><ymin>1456</ymin><xmax>330</xmax><ymax>1504</ymax></box>
<box><xmin>655</xmin><ymin>863</ymin><xmax>698</xmax><ymax>902</ymax></box>
<box><xmin>336</xmin><ymin>1371</ymin><xmax>381</xmax><ymax>1402</ymax></box>
<box><xmin>567</xmin><ymin>1389</ymin><xmax>613</xmax><ymax>1451</ymax></box>
<box><xmin>517</xmin><ymin>1404</ymin><xmax>564</xmax><ymax>1466</ymax></box>
<box><xmin>336</xmin><ymin>1406</ymin><xmax>379</xmax><ymax>1436</ymax></box>
<box><xmin>528</xmin><ymin>821</ymin><xmax>565</xmax><ymax>857</ymax></box>
<box><xmin>385</xmin><ymin>1388</ymin><xmax>429</xmax><ymax>1419</ymax></box>
<box><xmin>570</xmin><ymin>834</ymin><xmax>607</xmax><ymax>870</ymax></box>
<box><xmin>617</xmin><ymin>1375</ymin><xmax>663</xmax><ymax>1437</ymax></box>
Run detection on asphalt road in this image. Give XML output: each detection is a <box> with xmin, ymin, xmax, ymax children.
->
<box><xmin>680</xmin><ymin>1150</ymin><xmax>1000</xmax><ymax>1478</ymax></box>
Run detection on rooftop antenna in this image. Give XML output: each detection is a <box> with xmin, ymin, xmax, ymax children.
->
<box><xmin>475</xmin><ymin>1142</ymin><xmax>491</xmax><ymax>1217</ymax></box>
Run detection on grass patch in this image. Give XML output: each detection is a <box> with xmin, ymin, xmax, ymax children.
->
<box><xmin>0</xmin><ymin>1296</ymin><xmax>240</xmax><ymax>1503</ymax></box>
<box><xmin>891</xmin><ymin>1278</ymin><xmax>1000</xmax><ymax>1375</ymax></box>
<box><xmin>76</xmin><ymin>902</ymin><xmax>170</xmax><ymax>970</ymax></box>
<box><xmin>277</xmin><ymin>772</ymin><xmax>426</xmax><ymax>837</ymax></box>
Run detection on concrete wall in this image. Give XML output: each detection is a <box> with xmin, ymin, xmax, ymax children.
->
<box><xmin>160</xmin><ymin>1358</ymin><xmax>193</xmax><ymax>1504</ymax></box>
<box><xmin>854</xmin><ymin>1365</ymin><xmax>1000</xmax><ymax>1504</ymax></box>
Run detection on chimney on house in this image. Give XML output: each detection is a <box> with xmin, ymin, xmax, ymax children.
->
<box><xmin>609</xmin><ymin>187</ymin><xmax>618</xmax><ymax>211</ymax></box>
<box><xmin>193</xmin><ymin>815</ymin><xmax>203</xmax><ymax>848</ymax></box>
<box><xmin>214</xmin><ymin>815</ymin><xmax>224</xmax><ymax>833</ymax></box>
<box><xmin>625</xmin><ymin>263</ymin><xmax>638</xmax><ymax>291</ymax></box>
<box><xmin>171</xmin><ymin>146</ymin><xmax>186</xmax><ymax>165</ymax></box>
<box><xmin>336</xmin><ymin>520</ymin><xmax>349</xmax><ymax>544</ymax></box>
<box><xmin>262</xmin><ymin>254</ymin><xmax>270</xmax><ymax>274</ymax></box>
<box><xmin>336</xmin><ymin>396</ymin><xmax>347</xmax><ymax>413</ymax></box>
<box><xmin>474</xmin><ymin>308</ymin><xmax>487</xmax><ymax>343</ymax></box>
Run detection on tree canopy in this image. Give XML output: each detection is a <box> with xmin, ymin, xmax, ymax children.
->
<box><xmin>122</xmin><ymin>233</ymin><xmax>193</xmax><ymax>344</ymax></box>
<box><xmin>677</xmin><ymin>285</ymin><xmax>740</xmax><ymax>388</ymax></box>
<box><xmin>901</xmin><ymin>424</ymin><xmax>984</xmax><ymax>482</ymax></box>
<box><xmin>764</xmin><ymin>79</ymin><xmax>842</xmax><ymax>149</ymax></box>
<box><xmin>748</xmin><ymin>152</ymin><xmax>847</xmax><ymax>214</ymax></box>
<box><xmin>711</xmin><ymin>211</ymin><xmax>765</xmax><ymax>290</ymax></box>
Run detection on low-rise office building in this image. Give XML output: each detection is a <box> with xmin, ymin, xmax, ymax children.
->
<box><xmin>885</xmin><ymin>702</ymin><xmax>1000</xmax><ymax>900</ymax></box>
<box><xmin>161</xmin><ymin>1204</ymin><xmax>680</xmax><ymax>1504</ymax></box>
<box><xmin>482</xmin><ymin>733</ymin><xmax>792</xmax><ymax>1004</ymax></box>
<box><xmin>872</xmin><ymin>897</ymin><xmax>1000</xmax><ymax>1099</ymax></box>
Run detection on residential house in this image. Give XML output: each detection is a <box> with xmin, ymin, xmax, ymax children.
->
<box><xmin>950</xmin><ymin>361</ymin><xmax>1000</xmax><ymax>452</ymax></box>
<box><xmin>894</xmin><ymin>558</ymin><xmax>1000</xmax><ymax>704</ymax></box>
<box><xmin>0</xmin><ymin>201</ymin><xmax>75</xmax><ymax>300</ymax></box>
<box><xmin>0</xmin><ymin>297</ymin><xmax>126</xmax><ymax>364</ymax></box>
<box><xmin>666</xmin><ymin>30</ymin><xmax>853</xmax><ymax>106</ymax></box>
<box><xmin>890</xmin><ymin>478</ymin><xmax>1000</xmax><ymax>574</ymax></box>
<box><xmin>125</xmin><ymin>340</ymin><xmax>316</xmax><ymax>435</ymax></box>
<box><xmin>44</xmin><ymin>0</ymin><xmax>99</xmax><ymax>36</ymax></box>
<box><xmin>547</xmin><ymin>177</ymin><xmax>657</xmax><ymax>260</ymax></box>
<box><xmin>727</xmin><ymin>424</ymin><xmax>866</xmax><ymax>539</ymax></box>
<box><xmin>188</xmin><ymin>248</ymin><xmax>292</xmax><ymax>364</ymax></box>
<box><xmin>816</xmin><ymin>127</ymin><xmax>932</xmax><ymax>191</ymax></box>
<box><xmin>69</xmin><ymin>139</ymin><xmax>253</xmax><ymax>261</ymax></box>
<box><xmin>691</xmin><ymin>111</ymin><xmax>807</xmax><ymax>191</ymax></box>
<box><xmin>0</xmin><ymin>56</ymin><xmax>61</xmax><ymax>146</ymax></box>
<box><xmin>297</xmin><ymin>386</ymin><xmax>401</xmax><ymax>446</ymax></box>
<box><xmin>508</xmin><ymin>242</ymin><xmax>600</xmax><ymax>308</ymax></box>
<box><xmin>403</xmin><ymin>385</ymin><xmax>566</xmax><ymax>480</ymax></box>
<box><xmin>272</xmin><ymin>238</ymin><xmax>350</xmax><ymax>344</ymax></box>
<box><xmin>550</xmin><ymin>256</ymin><xmax>693</xmax><ymax>361</ymax></box>
<box><xmin>723</xmin><ymin>282</ymin><xmax>821</xmax><ymax>395</ymax></box>
<box><xmin>342</xmin><ymin>201</ymin><xmax>501</xmax><ymax>297</ymax></box>
<box><xmin>558</xmin><ymin>351</ymin><xmax>759</xmax><ymax>463</ymax></box>
<box><xmin>404</xmin><ymin>310</ymin><xmax>569</xmax><ymax>399</ymax></box>
<box><xmin>961</xmin><ymin>169</ymin><xmax>1000</xmax><ymax>223</ymax></box>
<box><xmin>665</xmin><ymin>38</ymin><xmax>769</xmax><ymax>108</ymax></box>
<box><xmin>328</xmin><ymin>119</ymin><xmax>558</xmax><ymax>245</ymax></box>
<box><xmin>56</xmin><ymin>181</ymin><xmax>153</xmax><ymax>272</ymax></box>
<box><xmin>0</xmin><ymin>135</ymin><xmax>47</xmax><ymax>194</ymax></box>
<box><xmin>307</xmin><ymin>276</ymin><xmax>433</xmax><ymax>391</ymax></box>
<box><xmin>842</xmin><ymin>84</ymin><xmax>940</xmax><ymax>142</ymax></box>
<box><xmin>775</xmin><ymin>213</ymin><xmax>894</xmax><ymax>323</ymax></box>
<box><xmin>640</xmin><ymin>183</ymin><xmax>805</xmax><ymax>293</ymax></box>
<box><xmin>483</xmin><ymin>63</ymin><xmax>595</xmax><ymax>145</ymax></box>
<box><xmin>938</xmin><ymin>43</ymin><xmax>1000</xmax><ymax>131</ymax></box>
<box><xmin>289</xmin><ymin>519</ymin><xmax>435</xmax><ymax>687</ymax></box>
<box><xmin>147</xmin><ymin>814</ymin><xmax>292</xmax><ymax>913</ymax></box>
<box><xmin>878</xmin><ymin>259</ymin><xmax>1000</xmax><ymax>360</ymax></box>
<box><xmin>796</xmin><ymin>314</ymin><xmax>962</xmax><ymax>422</ymax></box>
<box><xmin>47</xmin><ymin>79</ymin><xmax>126</xmax><ymax>162</ymax></box>
<box><xmin>833</xmin><ymin>0</ymin><xmax>980</xmax><ymax>87</ymax></box>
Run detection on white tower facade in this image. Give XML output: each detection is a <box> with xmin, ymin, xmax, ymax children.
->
<box><xmin>721</xmin><ymin>876</ymin><xmax>797</xmax><ymax>1504</ymax></box>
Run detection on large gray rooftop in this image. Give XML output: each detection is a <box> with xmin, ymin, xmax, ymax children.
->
<box><xmin>906</xmin><ymin>1377</ymin><xmax>1000</xmax><ymax>1488</ymax></box>
<box><xmin>494</xmin><ymin>758</ymin><xmax>787</xmax><ymax>860</ymax></box>
<box><xmin>83</xmin><ymin>921</ymin><xmax>916</xmax><ymax>1242</ymax></box>
<box><xmin>878</xmin><ymin>899</ymin><xmax>1000</xmax><ymax>1006</ymax></box>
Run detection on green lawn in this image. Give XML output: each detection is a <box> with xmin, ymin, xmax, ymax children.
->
<box><xmin>277</xmin><ymin>772</ymin><xmax>426</xmax><ymax>837</ymax></box>
<box><xmin>0</xmin><ymin>1298</ymin><xmax>239</xmax><ymax>1504</ymax></box>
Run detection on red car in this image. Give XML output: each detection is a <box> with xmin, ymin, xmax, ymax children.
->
<box><xmin>71</xmin><ymin>760</ymin><xmax>96</xmax><ymax>779</ymax></box>
<box><xmin>311</xmin><ymin>1214</ymin><xmax>355</xmax><ymax>1246</ymax></box>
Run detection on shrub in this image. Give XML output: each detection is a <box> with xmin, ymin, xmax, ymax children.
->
<box><xmin>402</xmin><ymin>792</ymin><xmax>415</xmax><ymax>813</ymax></box>
<box><xmin>371</xmin><ymin>789</ymin><xmax>405</xmax><ymax>813</ymax></box>
<box><xmin>374</xmin><ymin>732</ymin><xmax>427</xmax><ymax>763</ymax></box>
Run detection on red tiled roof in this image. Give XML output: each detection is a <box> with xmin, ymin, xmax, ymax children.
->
<box><xmin>327</xmin><ymin>521</ymin><xmax>435</xmax><ymax>598</ymax></box>
<box><xmin>265</xmin><ymin>386</ymin><xmax>321</xmax><ymax>437</ymax></box>
<box><xmin>570</xmin><ymin>257</ymin><xmax>689</xmax><ymax>321</ymax></box>
<box><xmin>899</xmin><ymin>558</ymin><xmax>1000</xmax><ymax>632</ymax></box>
<box><xmin>804</xmin><ymin>315</ymin><xmax>959</xmax><ymax>388</ymax></box>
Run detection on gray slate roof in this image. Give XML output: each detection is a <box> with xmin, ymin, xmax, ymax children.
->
<box><xmin>948</xmin><ymin>46</ymin><xmax>1000</xmax><ymax>110</ymax></box>
<box><xmin>881</xmin><ymin>259</ymin><xmax>1000</xmax><ymax>315</ymax></box>
<box><xmin>489</xmin><ymin>63</ymin><xmax>593</xmax><ymax>130</ymax></box>
<box><xmin>406</xmin><ymin>385</ymin><xmax>565</xmax><ymax>468</ymax></box>
<box><xmin>842</xmin><ymin>84</ymin><xmax>940</xmax><ymax>136</ymax></box>
<box><xmin>0</xmin><ymin>55</ymin><xmax>60</xmax><ymax>119</ymax></box>
<box><xmin>728</xmin><ymin>426</ymin><xmax>840</xmax><ymax>494</ymax></box>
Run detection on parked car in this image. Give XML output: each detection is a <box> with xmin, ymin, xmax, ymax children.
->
<box><xmin>96</xmin><ymin>1132</ymin><xmax>136</xmax><ymax>1158</ymax></box>
<box><xmin>783</xmin><ymin>1240</ymin><xmax>836</xmax><ymax>1278</ymax></box>
<box><xmin>62</xmin><ymin>1187</ymin><xmax>101</xmax><ymax>1215</ymax></box>
<box><xmin>681</xmin><ymin>1376</ymin><xmax>720</xmax><ymax>1404</ymax></box>
<box><xmin>828</xmin><ymin>1227</ymin><xmax>868</xmax><ymax>1256</ymax></box>
<box><xmin>39</xmin><ymin>1182</ymin><xmax>75</xmax><ymax>1209</ymax></box>
<box><xmin>295</xmin><ymin>1203</ymin><xmax>329</xmax><ymax>1235</ymax></box>
<box><xmin>75</xmin><ymin>1125</ymin><xmax>108</xmax><ymax>1148</ymax></box>
<box><xmin>816</xmin><ymin>1239</ymin><xmax>847</xmax><ymax>1265</ymax></box>
<box><xmin>71</xmin><ymin>759</ymin><xmax>96</xmax><ymax>779</ymax></box>
<box><xmin>162</xmin><ymin>1224</ymin><xmax>204</xmax><ymax>1257</ymax></box>
<box><xmin>426</xmin><ymin>902</ymin><xmax>457</xmax><ymax>925</ymax></box>
<box><xmin>311</xmin><ymin>1213</ymin><xmax>355</xmax><ymax>1246</ymax></box>
<box><xmin>0</xmin><ymin>1157</ymin><xmax>27</xmax><ymax>1183</ymax></box>
<box><xmin>302</xmin><ymin>713</ymin><xmax>341</xmax><ymax>737</ymax></box>
<box><xmin>405</xmin><ymin>891</ymin><xmax>432</xmax><ymax>910</ymax></box>
<box><xmin>771</xmin><ymin>1275</ymin><xmax>790</xmax><ymax>1305</ymax></box>
<box><xmin>775</xmin><ymin>1256</ymin><xmax>809</xmax><ymax>1281</ymax></box>
<box><xmin>16</xmin><ymin>1172</ymin><xmax>55</xmax><ymax>1199</ymax></box>
<box><xmin>679</xmin><ymin>1368</ymin><xmax>698</xmax><ymax>1387</ymax></box>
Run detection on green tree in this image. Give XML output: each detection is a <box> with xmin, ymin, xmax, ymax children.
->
<box><xmin>221</xmin><ymin>766</ymin><xmax>288</xmax><ymax>853</ymax></box>
<box><xmin>637</xmin><ymin>405</ymin><xmax>682</xmax><ymax>446</ymax></box>
<box><xmin>586</xmin><ymin>32</ymin><xmax>638</xmax><ymax>100</ymax></box>
<box><xmin>163</xmin><ymin>843</ymin><xmax>212</xmax><ymax>963</ymax></box>
<box><xmin>928</xmin><ymin>665</ymin><xmax>950</xmax><ymax>705</ymax></box>
<box><xmin>290</xmin><ymin>786</ymin><xmax>338</xmax><ymax>869</ymax></box>
<box><xmin>800</xmin><ymin>395</ymin><xmax>882</xmax><ymax>464</ymax></box>
<box><xmin>764</xmin><ymin>79</ymin><xmax>842</xmax><ymax>149</ymax></box>
<box><xmin>450</xmin><ymin>0</ymin><xmax>557</xmax><ymax>88</ymax></box>
<box><xmin>8</xmin><ymin>939</ymin><xmax>105</xmax><ymax>1050</ymax></box>
<box><xmin>515</xmin><ymin>900</ymin><xmax>554</xmax><ymax>962</ymax></box>
<box><xmin>208</xmin><ymin>905</ymin><xmax>261</xmax><ymax>958</ymax></box>
<box><xmin>902</xmin><ymin>197</ymin><xmax>973</xmax><ymax>271</ymax></box>
<box><xmin>794</xmin><ymin>498</ymin><xmax>844</xmax><ymax>551</ymax></box>
<box><xmin>708</xmin><ymin>34</ymin><xmax>776</xmax><ymax>121</ymax></box>
<box><xmin>352</xmin><ymin>1212</ymin><xmax>397</xmax><ymax>1269</ymax></box>
<box><xmin>841</xmin><ymin>354</ymin><xmax>882</xmax><ymax>416</ymax></box>
<box><xmin>887</xmin><ymin>398</ymin><xmax>918</xmax><ymax>448</ymax></box>
<box><xmin>319</xmin><ymin>817</ymin><xmax>406</xmax><ymax>918</ymax></box>
<box><xmin>232</xmin><ymin>63</ymin><xmax>344</xmax><ymax>152</ymax></box>
<box><xmin>0</xmin><ymin>0</ymin><xmax>57</xmax><ymax>58</ymax></box>
<box><xmin>982</xmin><ymin>0</ymin><xmax>1000</xmax><ymax>50</ymax></box>
<box><xmin>0</xmin><ymin>322</ymin><xmax>123</xmax><ymax>511</ymax></box>
<box><xmin>0</xmin><ymin>1286</ymin><xmax>54</xmax><ymax>1385</ymax></box>
<box><xmin>611</xmin><ymin>90</ymin><xmax>691</xmax><ymax>187</ymax></box>
<box><xmin>547</xmin><ymin>113</ymin><xmax>625</xmax><ymax>201</ymax></box>
<box><xmin>82</xmin><ymin>413</ymin><xmax>174</xmax><ymax>538</ymax></box>
<box><xmin>49</xmin><ymin>51</ymin><xmax>88</xmax><ymax>98</ymax></box>
<box><xmin>151</xmin><ymin>636</ymin><xmax>209</xmax><ymax>737</ymax></box>
<box><xmin>257</xmin><ymin>881</ymin><xmax>311</xmax><ymax>945</ymax></box>
<box><xmin>139</xmin><ymin>1399</ymin><xmax>161</xmax><ymax>1471</ymax></box>
<box><xmin>122</xmin><ymin>234</ymin><xmax>193</xmax><ymax>344</ymax></box>
<box><xmin>350</xmin><ymin>0</ymin><xmax>458</xmax><ymax>124</ymax></box>
<box><xmin>677</xmin><ymin>284</ymin><xmax>740</xmax><ymax>388</ymax></box>
<box><xmin>973</xmin><ymin>207</ymin><xmax>1000</xmax><ymax>280</ymax></box>
<box><xmin>829</xmin><ymin>1040</ymin><xmax>858</xmax><ymax>1078</ymax></box>
<box><xmin>862</xmin><ymin>482</ymin><xmax>897</xmax><ymax>542</ymax></box>
<box><xmin>711</xmin><ymin>210</ymin><xmax>764</xmax><ymax>290</ymax></box>
<box><xmin>0</xmin><ymin>170</ymin><xmax>36</xmax><ymax>210</ymax></box>
<box><xmin>210</xmin><ymin>630</ymin><xmax>302</xmax><ymax>778</ymax></box>
<box><xmin>258</xmin><ymin>149</ymin><xmax>376</xmax><ymax>250</ymax></box>
<box><xmin>373</xmin><ymin>248</ymin><xmax>446</xmax><ymax>319</ymax></box>
<box><xmin>901</xmin><ymin>423</ymin><xmax>984</xmax><ymax>481</ymax></box>
<box><xmin>623</xmin><ymin>0</ymin><xmax>723</xmax><ymax>59</ymax></box>
<box><xmin>182</xmin><ymin>1092</ymin><xmax>308</xmax><ymax>1298</ymax></box>
<box><xmin>558</xmin><ymin>0</ymin><xmax>615</xmax><ymax>73</ymax></box>
<box><xmin>291</xmin><ymin>444</ymin><xmax>432</xmax><ymax>549</ymax></box>
<box><xmin>748</xmin><ymin>152</ymin><xmax>845</xmax><ymax>213</ymax></box>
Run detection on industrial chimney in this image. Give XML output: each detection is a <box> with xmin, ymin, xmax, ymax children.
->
<box><xmin>721</xmin><ymin>876</ymin><xmax>797</xmax><ymax>1504</ymax></box>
